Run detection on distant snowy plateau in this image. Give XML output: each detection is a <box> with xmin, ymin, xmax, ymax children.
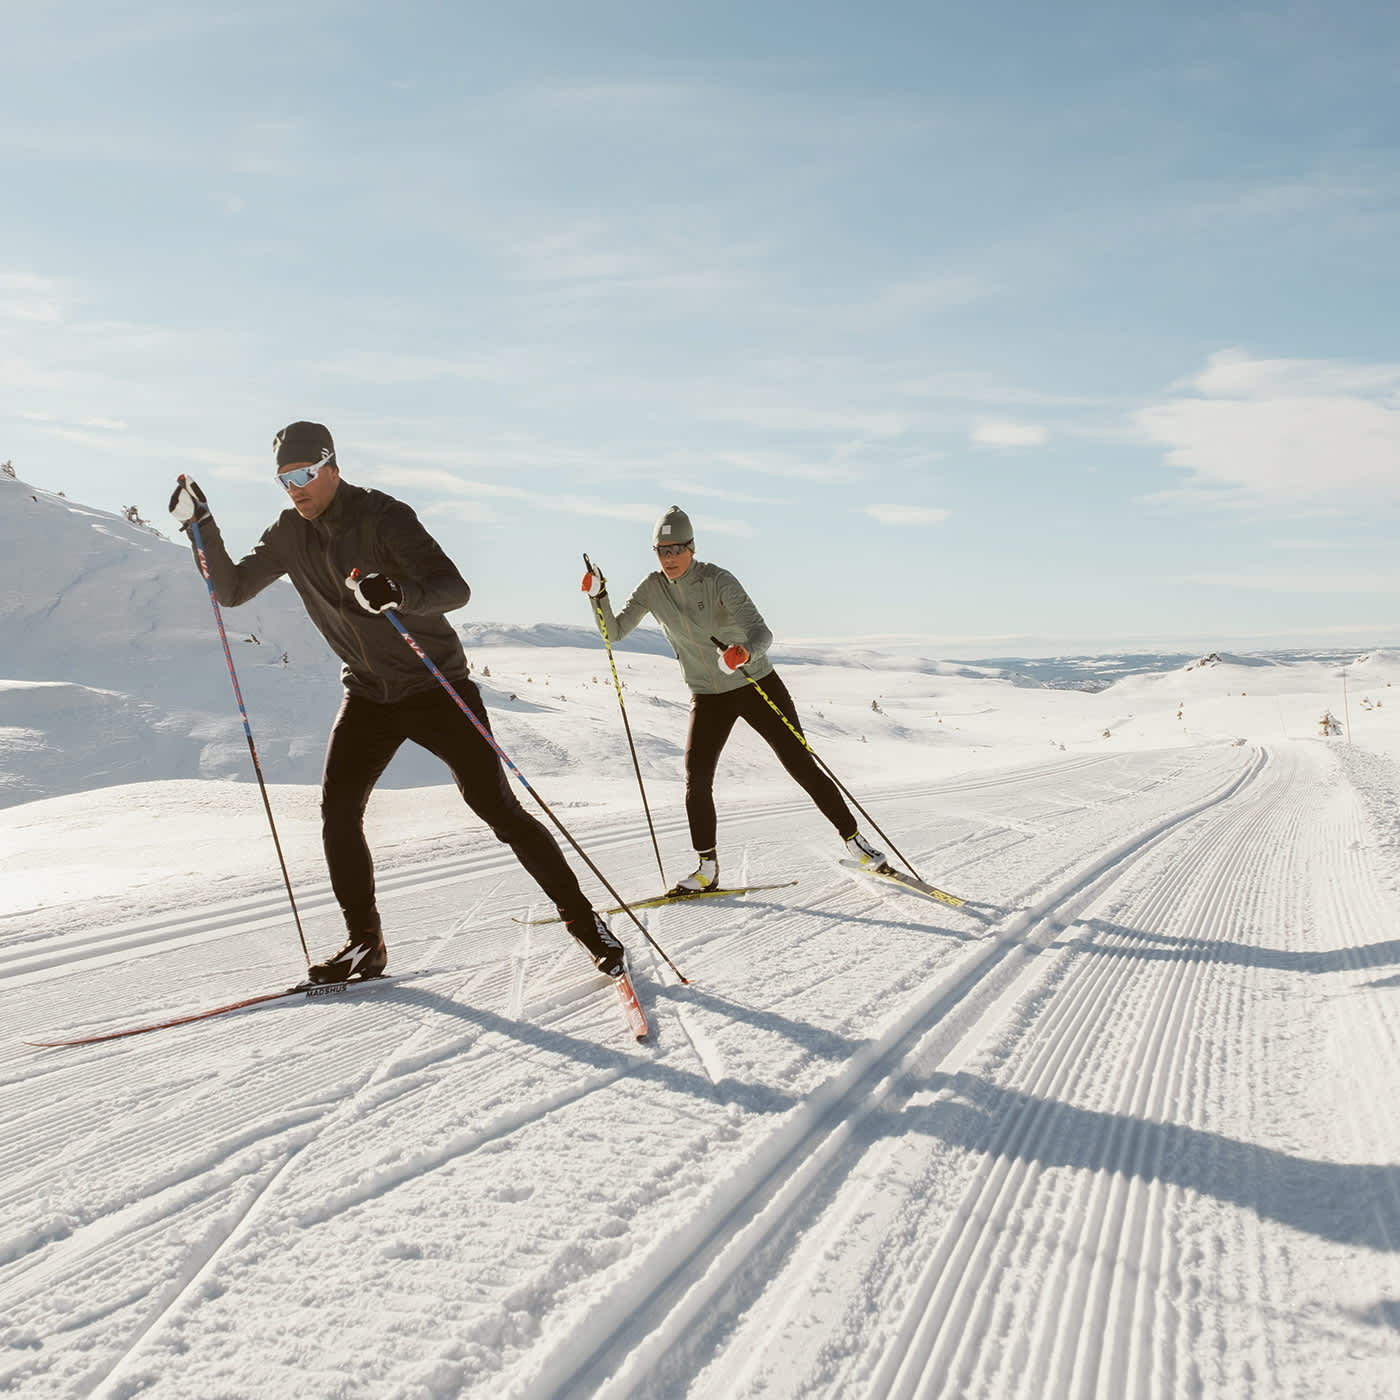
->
<box><xmin>2</xmin><ymin>474</ymin><xmax>1398</xmax><ymax>1398</ymax></box>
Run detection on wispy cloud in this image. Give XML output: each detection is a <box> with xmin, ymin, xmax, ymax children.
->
<box><xmin>0</xmin><ymin>269</ymin><xmax>68</xmax><ymax>325</ymax></box>
<box><xmin>864</xmin><ymin>504</ymin><xmax>950</xmax><ymax>527</ymax></box>
<box><xmin>1188</xmin><ymin>567</ymin><xmax>1400</xmax><ymax>594</ymax></box>
<box><xmin>971</xmin><ymin>419</ymin><xmax>1050</xmax><ymax>447</ymax></box>
<box><xmin>1138</xmin><ymin>348</ymin><xmax>1400</xmax><ymax>505</ymax></box>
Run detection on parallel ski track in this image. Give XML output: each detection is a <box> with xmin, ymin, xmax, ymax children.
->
<box><xmin>0</xmin><ymin>753</ymin><xmax>1125</xmax><ymax>987</ymax></box>
<box><xmin>47</xmin><ymin>889</ymin><xmax>511</xmax><ymax>1400</ymax></box>
<box><xmin>524</xmin><ymin>745</ymin><xmax>1268</xmax><ymax>1398</ymax></box>
<box><xmin>870</xmin><ymin>746</ymin><xmax>1301</xmax><ymax>1399</ymax></box>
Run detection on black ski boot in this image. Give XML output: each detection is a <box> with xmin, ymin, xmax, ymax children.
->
<box><xmin>307</xmin><ymin>930</ymin><xmax>388</xmax><ymax>985</ymax></box>
<box><xmin>564</xmin><ymin>912</ymin><xmax>627</xmax><ymax>978</ymax></box>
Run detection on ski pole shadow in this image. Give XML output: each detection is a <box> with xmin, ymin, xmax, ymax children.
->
<box><xmin>654</xmin><ymin>983</ymin><xmax>863</xmax><ymax>1063</ymax></box>
<box><xmin>366</xmin><ymin>981</ymin><xmax>800</xmax><ymax>1115</ymax></box>
<box><xmin>667</xmin><ymin>895</ymin><xmax>981</xmax><ymax>945</ymax></box>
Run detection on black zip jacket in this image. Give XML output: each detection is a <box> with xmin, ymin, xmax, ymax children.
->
<box><xmin>192</xmin><ymin>480</ymin><xmax>472</xmax><ymax>702</ymax></box>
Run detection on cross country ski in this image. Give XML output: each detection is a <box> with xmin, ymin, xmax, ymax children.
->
<box><xmin>515</xmin><ymin>880</ymin><xmax>799</xmax><ymax>924</ymax></box>
<box><xmin>838</xmin><ymin>859</ymin><xmax>965</xmax><ymax>908</ymax></box>
<box><xmin>26</xmin><ymin>973</ymin><xmax>402</xmax><ymax>1048</ymax></box>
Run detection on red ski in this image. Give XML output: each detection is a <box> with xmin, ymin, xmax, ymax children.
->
<box><xmin>26</xmin><ymin>974</ymin><xmax>399</xmax><ymax>1048</ymax></box>
<box><xmin>613</xmin><ymin>971</ymin><xmax>649</xmax><ymax>1040</ymax></box>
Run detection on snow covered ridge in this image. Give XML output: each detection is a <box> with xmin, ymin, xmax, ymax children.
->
<box><xmin>2</xmin><ymin>470</ymin><xmax>1396</xmax><ymax>808</ymax></box>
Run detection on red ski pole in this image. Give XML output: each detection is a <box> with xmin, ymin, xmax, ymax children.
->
<box><xmin>188</xmin><ymin>513</ymin><xmax>310</xmax><ymax>964</ymax></box>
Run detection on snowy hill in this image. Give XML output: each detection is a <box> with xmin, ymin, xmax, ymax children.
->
<box><xmin>2</xmin><ymin>469</ymin><xmax>1388</xmax><ymax>812</ymax></box>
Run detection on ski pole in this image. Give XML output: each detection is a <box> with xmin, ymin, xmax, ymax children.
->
<box><xmin>187</xmin><ymin>516</ymin><xmax>310</xmax><ymax>964</ymax></box>
<box><xmin>583</xmin><ymin>552</ymin><xmax>667</xmax><ymax>891</ymax></box>
<box><xmin>360</xmin><ymin>575</ymin><xmax>688</xmax><ymax>983</ymax></box>
<box><xmin>710</xmin><ymin>635</ymin><xmax>924</xmax><ymax>884</ymax></box>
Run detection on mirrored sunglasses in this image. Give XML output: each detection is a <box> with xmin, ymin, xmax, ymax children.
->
<box><xmin>277</xmin><ymin>459</ymin><xmax>332</xmax><ymax>491</ymax></box>
<box><xmin>655</xmin><ymin>540</ymin><xmax>693</xmax><ymax>559</ymax></box>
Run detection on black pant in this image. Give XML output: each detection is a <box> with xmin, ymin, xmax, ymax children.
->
<box><xmin>321</xmin><ymin>682</ymin><xmax>592</xmax><ymax>934</ymax></box>
<box><xmin>684</xmin><ymin>669</ymin><xmax>855</xmax><ymax>853</ymax></box>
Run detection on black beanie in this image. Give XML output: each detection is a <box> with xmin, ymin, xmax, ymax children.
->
<box><xmin>273</xmin><ymin>421</ymin><xmax>336</xmax><ymax>468</ymax></box>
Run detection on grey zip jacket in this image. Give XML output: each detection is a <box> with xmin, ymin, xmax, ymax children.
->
<box><xmin>191</xmin><ymin>481</ymin><xmax>472</xmax><ymax>703</ymax></box>
<box><xmin>594</xmin><ymin>559</ymin><xmax>774</xmax><ymax>695</ymax></box>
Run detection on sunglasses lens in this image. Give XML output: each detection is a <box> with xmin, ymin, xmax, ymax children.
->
<box><xmin>279</xmin><ymin>466</ymin><xmax>317</xmax><ymax>489</ymax></box>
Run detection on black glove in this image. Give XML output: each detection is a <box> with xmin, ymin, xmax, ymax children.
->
<box><xmin>168</xmin><ymin>476</ymin><xmax>211</xmax><ymax>533</ymax></box>
<box><xmin>346</xmin><ymin>571</ymin><xmax>403</xmax><ymax>614</ymax></box>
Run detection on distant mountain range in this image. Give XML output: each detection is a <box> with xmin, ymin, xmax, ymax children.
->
<box><xmin>0</xmin><ymin>469</ymin><xmax>1383</xmax><ymax>806</ymax></box>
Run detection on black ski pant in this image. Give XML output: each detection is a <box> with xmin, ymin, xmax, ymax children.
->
<box><xmin>684</xmin><ymin>669</ymin><xmax>856</xmax><ymax>854</ymax></box>
<box><xmin>321</xmin><ymin>683</ymin><xmax>593</xmax><ymax>935</ymax></box>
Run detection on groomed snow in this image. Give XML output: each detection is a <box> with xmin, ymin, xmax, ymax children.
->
<box><xmin>2</xmin><ymin>480</ymin><xmax>1398</xmax><ymax>1397</ymax></box>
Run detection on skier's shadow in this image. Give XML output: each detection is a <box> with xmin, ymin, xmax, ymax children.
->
<box><xmin>1065</xmin><ymin>917</ymin><xmax>1400</xmax><ymax>977</ymax></box>
<box><xmin>882</xmin><ymin>1069</ymin><xmax>1400</xmax><ymax>1254</ymax></box>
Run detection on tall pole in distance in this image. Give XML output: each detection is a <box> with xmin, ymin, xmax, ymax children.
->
<box><xmin>584</xmin><ymin>553</ymin><xmax>668</xmax><ymax>891</ymax></box>
<box><xmin>188</xmin><ymin>517</ymin><xmax>310</xmax><ymax>964</ymax></box>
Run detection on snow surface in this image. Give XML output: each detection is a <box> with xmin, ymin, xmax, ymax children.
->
<box><xmin>2</xmin><ymin>476</ymin><xmax>1398</xmax><ymax>1397</ymax></box>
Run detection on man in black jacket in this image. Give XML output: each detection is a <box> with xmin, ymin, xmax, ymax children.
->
<box><xmin>170</xmin><ymin>420</ymin><xmax>624</xmax><ymax>984</ymax></box>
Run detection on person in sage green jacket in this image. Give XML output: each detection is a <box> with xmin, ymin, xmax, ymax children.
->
<box><xmin>583</xmin><ymin>505</ymin><xmax>887</xmax><ymax>894</ymax></box>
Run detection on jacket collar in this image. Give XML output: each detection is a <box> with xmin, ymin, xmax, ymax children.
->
<box><xmin>310</xmin><ymin>478</ymin><xmax>364</xmax><ymax>535</ymax></box>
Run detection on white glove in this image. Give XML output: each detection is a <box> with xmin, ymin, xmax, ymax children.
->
<box><xmin>346</xmin><ymin>571</ymin><xmax>403</xmax><ymax>614</ymax></box>
<box><xmin>168</xmin><ymin>476</ymin><xmax>210</xmax><ymax>532</ymax></box>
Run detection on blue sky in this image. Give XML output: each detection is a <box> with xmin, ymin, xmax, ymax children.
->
<box><xmin>4</xmin><ymin>1</ymin><xmax>1399</xmax><ymax>654</ymax></box>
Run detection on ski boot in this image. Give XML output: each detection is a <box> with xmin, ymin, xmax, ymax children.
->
<box><xmin>845</xmin><ymin>831</ymin><xmax>887</xmax><ymax>870</ymax></box>
<box><xmin>307</xmin><ymin>930</ymin><xmax>388</xmax><ymax>984</ymax></box>
<box><xmin>565</xmin><ymin>911</ymin><xmax>627</xmax><ymax>978</ymax></box>
<box><xmin>670</xmin><ymin>850</ymin><xmax>718</xmax><ymax>896</ymax></box>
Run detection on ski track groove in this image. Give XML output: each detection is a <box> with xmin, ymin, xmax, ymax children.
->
<box><xmin>522</xmin><ymin>746</ymin><xmax>1269</xmax><ymax>1398</ymax></box>
<box><xmin>875</xmin><ymin>742</ymin><xmax>1356</xmax><ymax>1400</ymax></box>
<box><xmin>57</xmin><ymin>886</ymin><xmax>512</xmax><ymax>1399</ymax></box>
<box><xmin>10</xmin><ymin>741</ymin><xmax>1398</xmax><ymax>1398</ymax></box>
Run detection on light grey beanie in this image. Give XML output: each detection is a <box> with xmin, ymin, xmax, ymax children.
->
<box><xmin>653</xmin><ymin>504</ymin><xmax>694</xmax><ymax>547</ymax></box>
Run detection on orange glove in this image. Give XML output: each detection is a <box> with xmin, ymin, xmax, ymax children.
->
<box><xmin>581</xmin><ymin>567</ymin><xmax>606</xmax><ymax>598</ymax></box>
<box><xmin>718</xmin><ymin>643</ymin><xmax>750</xmax><ymax>674</ymax></box>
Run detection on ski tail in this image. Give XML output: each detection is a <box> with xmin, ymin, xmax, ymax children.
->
<box><xmin>614</xmin><ymin>972</ymin><xmax>649</xmax><ymax>1040</ymax></box>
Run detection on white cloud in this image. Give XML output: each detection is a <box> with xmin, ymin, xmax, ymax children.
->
<box><xmin>1139</xmin><ymin>349</ymin><xmax>1400</xmax><ymax>504</ymax></box>
<box><xmin>864</xmin><ymin>504</ymin><xmax>950</xmax><ymax>526</ymax></box>
<box><xmin>971</xmin><ymin>419</ymin><xmax>1049</xmax><ymax>447</ymax></box>
<box><xmin>0</xmin><ymin>269</ymin><xmax>67</xmax><ymax>325</ymax></box>
<box><xmin>1188</xmin><ymin>568</ymin><xmax>1400</xmax><ymax>594</ymax></box>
